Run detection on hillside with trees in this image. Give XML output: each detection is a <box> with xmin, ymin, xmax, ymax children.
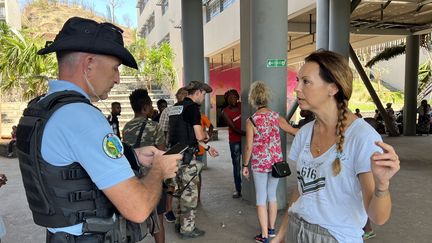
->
<box><xmin>21</xmin><ymin>0</ymin><xmax>135</xmax><ymax>45</ymax></box>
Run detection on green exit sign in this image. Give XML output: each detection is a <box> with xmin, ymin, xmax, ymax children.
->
<box><xmin>267</xmin><ymin>59</ymin><xmax>287</xmax><ymax>67</ymax></box>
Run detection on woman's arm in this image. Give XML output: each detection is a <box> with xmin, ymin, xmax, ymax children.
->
<box><xmin>359</xmin><ymin>141</ymin><xmax>400</xmax><ymax>225</ymax></box>
<box><xmin>272</xmin><ymin>188</ymin><xmax>300</xmax><ymax>243</ymax></box>
<box><xmin>242</xmin><ymin>120</ymin><xmax>255</xmax><ymax>179</ymax></box>
<box><xmin>278</xmin><ymin>116</ymin><xmax>298</xmax><ymax>136</ymax></box>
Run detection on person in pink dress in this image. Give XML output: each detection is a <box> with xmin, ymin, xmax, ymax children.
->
<box><xmin>242</xmin><ymin>81</ymin><xmax>297</xmax><ymax>243</ymax></box>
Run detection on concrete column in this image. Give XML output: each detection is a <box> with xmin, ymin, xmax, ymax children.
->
<box><xmin>329</xmin><ymin>0</ymin><xmax>350</xmax><ymax>58</ymax></box>
<box><xmin>403</xmin><ymin>35</ymin><xmax>420</xmax><ymax>136</ymax></box>
<box><xmin>181</xmin><ymin>0</ymin><xmax>204</xmax><ymax>84</ymax></box>
<box><xmin>240</xmin><ymin>0</ymin><xmax>254</xmax><ymax>204</ymax></box>
<box><xmin>240</xmin><ymin>0</ymin><xmax>288</xmax><ymax>208</ymax></box>
<box><xmin>316</xmin><ymin>0</ymin><xmax>329</xmax><ymax>50</ymax></box>
<box><xmin>202</xmin><ymin>57</ymin><xmax>211</xmax><ymax>167</ymax></box>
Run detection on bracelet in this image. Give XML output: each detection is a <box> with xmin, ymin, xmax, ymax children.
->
<box><xmin>205</xmin><ymin>145</ymin><xmax>211</xmax><ymax>151</ymax></box>
<box><xmin>374</xmin><ymin>188</ymin><xmax>390</xmax><ymax>198</ymax></box>
<box><xmin>242</xmin><ymin>164</ymin><xmax>249</xmax><ymax>167</ymax></box>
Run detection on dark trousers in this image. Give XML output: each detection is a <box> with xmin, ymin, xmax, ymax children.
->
<box><xmin>7</xmin><ymin>140</ymin><xmax>16</xmax><ymax>154</ymax></box>
<box><xmin>229</xmin><ymin>142</ymin><xmax>242</xmax><ymax>193</ymax></box>
<box><xmin>46</xmin><ymin>231</ymin><xmax>104</xmax><ymax>243</ymax></box>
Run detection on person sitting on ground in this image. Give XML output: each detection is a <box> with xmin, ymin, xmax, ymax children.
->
<box><xmin>417</xmin><ymin>99</ymin><xmax>431</xmax><ymax>134</ymax></box>
<box><xmin>355</xmin><ymin>108</ymin><xmax>363</xmax><ymax>118</ymax></box>
<box><xmin>7</xmin><ymin>125</ymin><xmax>17</xmax><ymax>157</ymax></box>
<box><xmin>374</xmin><ymin>109</ymin><xmax>383</xmax><ymax>121</ymax></box>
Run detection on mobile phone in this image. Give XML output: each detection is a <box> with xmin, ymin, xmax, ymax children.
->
<box><xmin>164</xmin><ymin>143</ymin><xmax>189</xmax><ymax>155</ymax></box>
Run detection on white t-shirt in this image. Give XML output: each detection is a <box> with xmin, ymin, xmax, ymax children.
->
<box><xmin>288</xmin><ymin>118</ymin><xmax>382</xmax><ymax>243</ymax></box>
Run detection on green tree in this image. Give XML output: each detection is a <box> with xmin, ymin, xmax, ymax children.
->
<box><xmin>123</xmin><ymin>39</ymin><xmax>177</xmax><ymax>92</ymax></box>
<box><xmin>0</xmin><ymin>22</ymin><xmax>57</xmax><ymax>99</ymax></box>
<box><xmin>141</xmin><ymin>42</ymin><xmax>177</xmax><ymax>91</ymax></box>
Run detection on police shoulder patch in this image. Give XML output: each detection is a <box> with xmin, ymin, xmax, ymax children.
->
<box><xmin>102</xmin><ymin>133</ymin><xmax>124</xmax><ymax>159</ymax></box>
<box><xmin>168</xmin><ymin>106</ymin><xmax>183</xmax><ymax>116</ymax></box>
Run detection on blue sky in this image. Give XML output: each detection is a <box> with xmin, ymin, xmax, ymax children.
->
<box><xmin>92</xmin><ymin>0</ymin><xmax>137</xmax><ymax>27</ymax></box>
<box><xmin>19</xmin><ymin>0</ymin><xmax>137</xmax><ymax>28</ymax></box>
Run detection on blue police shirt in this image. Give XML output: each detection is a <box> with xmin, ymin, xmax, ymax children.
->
<box><xmin>41</xmin><ymin>80</ymin><xmax>135</xmax><ymax>235</ymax></box>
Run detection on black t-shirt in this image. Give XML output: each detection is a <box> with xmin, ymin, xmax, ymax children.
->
<box><xmin>182</xmin><ymin>97</ymin><xmax>201</xmax><ymax>127</ymax></box>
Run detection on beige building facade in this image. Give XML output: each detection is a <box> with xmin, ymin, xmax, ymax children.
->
<box><xmin>0</xmin><ymin>0</ymin><xmax>21</xmax><ymax>30</ymax></box>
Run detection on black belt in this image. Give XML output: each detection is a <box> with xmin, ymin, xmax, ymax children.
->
<box><xmin>46</xmin><ymin>231</ymin><xmax>105</xmax><ymax>243</ymax></box>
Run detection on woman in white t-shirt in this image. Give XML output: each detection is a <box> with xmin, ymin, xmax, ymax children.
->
<box><xmin>272</xmin><ymin>50</ymin><xmax>400</xmax><ymax>243</ymax></box>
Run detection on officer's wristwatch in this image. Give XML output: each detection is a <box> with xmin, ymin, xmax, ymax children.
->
<box><xmin>205</xmin><ymin>145</ymin><xmax>211</xmax><ymax>151</ymax></box>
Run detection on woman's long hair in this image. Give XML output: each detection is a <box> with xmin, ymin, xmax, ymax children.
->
<box><xmin>304</xmin><ymin>50</ymin><xmax>353</xmax><ymax>176</ymax></box>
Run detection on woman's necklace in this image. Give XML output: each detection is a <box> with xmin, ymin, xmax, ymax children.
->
<box><xmin>257</xmin><ymin>106</ymin><xmax>267</xmax><ymax>110</ymax></box>
<box><xmin>314</xmin><ymin>123</ymin><xmax>321</xmax><ymax>155</ymax></box>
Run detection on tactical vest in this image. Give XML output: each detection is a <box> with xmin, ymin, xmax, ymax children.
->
<box><xmin>16</xmin><ymin>91</ymin><xmax>115</xmax><ymax>228</ymax></box>
<box><xmin>168</xmin><ymin>98</ymin><xmax>198</xmax><ymax>148</ymax></box>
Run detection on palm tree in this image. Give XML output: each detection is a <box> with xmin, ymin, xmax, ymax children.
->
<box><xmin>0</xmin><ymin>22</ymin><xmax>57</xmax><ymax>99</ymax></box>
<box><xmin>365</xmin><ymin>34</ymin><xmax>432</xmax><ymax>102</ymax></box>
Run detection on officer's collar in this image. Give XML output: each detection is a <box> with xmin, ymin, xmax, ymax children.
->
<box><xmin>47</xmin><ymin>80</ymin><xmax>91</xmax><ymax>100</ymax></box>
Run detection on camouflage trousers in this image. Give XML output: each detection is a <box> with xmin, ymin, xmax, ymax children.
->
<box><xmin>175</xmin><ymin>160</ymin><xmax>203</xmax><ymax>233</ymax></box>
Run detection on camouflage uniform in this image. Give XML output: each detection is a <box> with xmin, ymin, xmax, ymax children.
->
<box><xmin>122</xmin><ymin>117</ymin><xmax>165</xmax><ymax>234</ymax></box>
<box><xmin>175</xmin><ymin>159</ymin><xmax>203</xmax><ymax>233</ymax></box>
<box><xmin>123</xmin><ymin>117</ymin><xmax>165</xmax><ymax>148</ymax></box>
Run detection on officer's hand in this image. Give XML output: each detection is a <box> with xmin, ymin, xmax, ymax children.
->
<box><xmin>208</xmin><ymin>147</ymin><xmax>219</xmax><ymax>157</ymax></box>
<box><xmin>134</xmin><ymin>146</ymin><xmax>164</xmax><ymax>167</ymax></box>
<box><xmin>153</xmin><ymin>154</ymin><xmax>181</xmax><ymax>179</ymax></box>
<box><xmin>0</xmin><ymin>174</ymin><xmax>7</xmax><ymax>187</ymax></box>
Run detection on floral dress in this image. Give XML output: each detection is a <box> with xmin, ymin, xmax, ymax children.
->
<box><xmin>250</xmin><ymin>110</ymin><xmax>283</xmax><ymax>173</ymax></box>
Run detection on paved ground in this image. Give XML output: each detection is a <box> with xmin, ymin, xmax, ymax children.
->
<box><xmin>0</xmin><ymin>129</ymin><xmax>431</xmax><ymax>243</ymax></box>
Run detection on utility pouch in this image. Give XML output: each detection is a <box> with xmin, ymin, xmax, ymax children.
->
<box><xmin>83</xmin><ymin>217</ymin><xmax>115</xmax><ymax>233</ymax></box>
<box><xmin>181</xmin><ymin>147</ymin><xmax>197</xmax><ymax>165</ymax></box>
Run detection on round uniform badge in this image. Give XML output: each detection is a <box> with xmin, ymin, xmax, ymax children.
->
<box><xmin>102</xmin><ymin>133</ymin><xmax>124</xmax><ymax>159</ymax></box>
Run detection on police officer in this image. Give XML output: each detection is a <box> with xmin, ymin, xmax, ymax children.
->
<box><xmin>15</xmin><ymin>17</ymin><xmax>179</xmax><ymax>243</ymax></box>
<box><xmin>168</xmin><ymin>81</ymin><xmax>219</xmax><ymax>239</ymax></box>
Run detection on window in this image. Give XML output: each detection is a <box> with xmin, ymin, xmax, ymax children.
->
<box><xmin>222</xmin><ymin>0</ymin><xmax>235</xmax><ymax>10</ymax></box>
<box><xmin>206</xmin><ymin>0</ymin><xmax>220</xmax><ymax>22</ymax></box>
<box><xmin>136</xmin><ymin>0</ymin><xmax>149</xmax><ymax>15</ymax></box>
<box><xmin>0</xmin><ymin>7</ymin><xmax>5</xmax><ymax>19</ymax></box>
<box><xmin>161</xmin><ymin>0</ymin><xmax>169</xmax><ymax>15</ymax></box>
<box><xmin>147</xmin><ymin>12</ymin><xmax>155</xmax><ymax>33</ymax></box>
<box><xmin>205</xmin><ymin>0</ymin><xmax>237</xmax><ymax>23</ymax></box>
<box><xmin>158</xmin><ymin>33</ymin><xmax>170</xmax><ymax>45</ymax></box>
<box><xmin>139</xmin><ymin>11</ymin><xmax>155</xmax><ymax>38</ymax></box>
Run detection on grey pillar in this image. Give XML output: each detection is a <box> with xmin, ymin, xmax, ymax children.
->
<box><xmin>181</xmin><ymin>0</ymin><xmax>204</xmax><ymax>84</ymax></box>
<box><xmin>202</xmin><ymin>57</ymin><xmax>211</xmax><ymax>168</ymax></box>
<box><xmin>329</xmin><ymin>0</ymin><xmax>350</xmax><ymax>58</ymax></box>
<box><xmin>316</xmin><ymin>0</ymin><xmax>329</xmax><ymax>50</ymax></box>
<box><xmin>241</xmin><ymin>0</ymin><xmax>288</xmax><ymax>209</ymax></box>
<box><xmin>240</xmin><ymin>0</ymin><xmax>254</xmax><ymax>204</ymax></box>
<box><xmin>403</xmin><ymin>35</ymin><xmax>420</xmax><ymax>136</ymax></box>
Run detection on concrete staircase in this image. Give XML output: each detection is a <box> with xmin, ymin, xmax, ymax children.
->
<box><xmin>0</xmin><ymin>76</ymin><xmax>174</xmax><ymax>138</ymax></box>
<box><xmin>93</xmin><ymin>76</ymin><xmax>175</xmax><ymax>130</ymax></box>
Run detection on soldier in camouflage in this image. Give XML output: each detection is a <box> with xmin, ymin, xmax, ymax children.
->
<box><xmin>168</xmin><ymin>81</ymin><xmax>219</xmax><ymax>239</ymax></box>
<box><xmin>123</xmin><ymin>89</ymin><xmax>167</xmax><ymax>243</ymax></box>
